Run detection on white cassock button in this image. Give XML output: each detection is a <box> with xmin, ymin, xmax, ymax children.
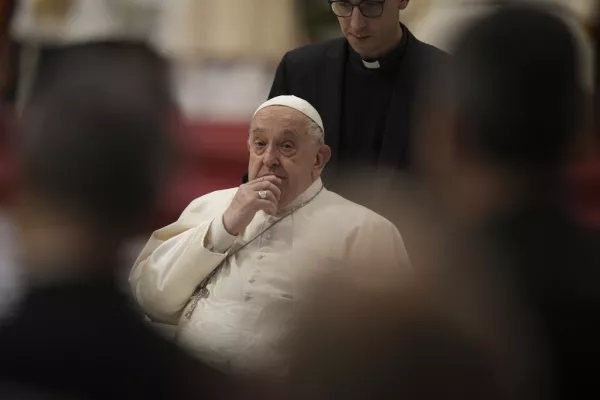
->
<box><xmin>257</xmin><ymin>254</ymin><xmax>264</xmax><ymax>260</ymax></box>
<box><xmin>249</xmin><ymin>278</ymin><xmax>256</xmax><ymax>283</ymax></box>
<box><xmin>265</xmin><ymin>232</ymin><xmax>272</xmax><ymax>240</ymax></box>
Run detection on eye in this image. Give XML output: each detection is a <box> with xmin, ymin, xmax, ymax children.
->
<box><xmin>280</xmin><ymin>141</ymin><xmax>295</xmax><ymax>151</ymax></box>
<box><xmin>362</xmin><ymin>1</ymin><xmax>380</xmax><ymax>9</ymax></box>
<box><xmin>254</xmin><ymin>140</ymin><xmax>266</xmax><ymax>148</ymax></box>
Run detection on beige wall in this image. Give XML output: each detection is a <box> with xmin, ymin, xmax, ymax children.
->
<box><xmin>12</xmin><ymin>0</ymin><xmax>152</xmax><ymax>44</ymax></box>
<box><xmin>155</xmin><ymin>0</ymin><xmax>300</xmax><ymax>63</ymax></box>
<box><xmin>13</xmin><ymin>0</ymin><xmax>301</xmax><ymax>63</ymax></box>
<box><xmin>401</xmin><ymin>0</ymin><xmax>597</xmax><ymax>90</ymax></box>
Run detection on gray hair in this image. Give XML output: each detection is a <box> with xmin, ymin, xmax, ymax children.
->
<box><xmin>307</xmin><ymin>119</ymin><xmax>325</xmax><ymax>145</ymax></box>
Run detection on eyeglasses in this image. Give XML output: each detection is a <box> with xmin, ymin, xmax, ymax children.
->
<box><xmin>328</xmin><ymin>0</ymin><xmax>386</xmax><ymax>19</ymax></box>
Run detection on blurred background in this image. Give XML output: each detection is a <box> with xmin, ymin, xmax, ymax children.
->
<box><xmin>1</xmin><ymin>0</ymin><xmax>598</xmax><ymax>227</ymax></box>
<box><xmin>1</xmin><ymin>0</ymin><xmax>599</xmax><ymax>286</ymax></box>
<box><xmin>0</xmin><ymin>2</ymin><xmax>599</xmax><ymax>398</ymax></box>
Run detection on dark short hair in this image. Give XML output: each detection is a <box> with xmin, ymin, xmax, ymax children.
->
<box><xmin>20</xmin><ymin>41</ymin><xmax>172</xmax><ymax>229</ymax></box>
<box><xmin>449</xmin><ymin>5</ymin><xmax>583</xmax><ymax>171</ymax></box>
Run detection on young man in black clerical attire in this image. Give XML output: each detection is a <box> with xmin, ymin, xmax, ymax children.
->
<box><xmin>267</xmin><ymin>0</ymin><xmax>447</xmax><ymax>179</ymax></box>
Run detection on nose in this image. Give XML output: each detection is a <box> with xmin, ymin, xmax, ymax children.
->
<box><xmin>263</xmin><ymin>146</ymin><xmax>280</xmax><ymax>169</ymax></box>
<box><xmin>349</xmin><ymin>6</ymin><xmax>366</xmax><ymax>31</ymax></box>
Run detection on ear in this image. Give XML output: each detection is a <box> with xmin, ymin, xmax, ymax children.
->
<box><xmin>397</xmin><ymin>0</ymin><xmax>410</xmax><ymax>11</ymax></box>
<box><xmin>315</xmin><ymin>145</ymin><xmax>332</xmax><ymax>171</ymax></box>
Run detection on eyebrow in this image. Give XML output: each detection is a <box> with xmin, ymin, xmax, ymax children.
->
<box><xmin>250</xmin><ymin>128</ymin><xmax>299</xmax><ymax>136</ymax></box>
<box><xmin>249</xmin><ymin>127</ymin><xmax>300</xmax><ymax>138</ymax></box>
<box><xmin>250</xmin><ymin>128</ymin><xmax>266</xmax><ymax>135</ymax></box>
<box><xmin>281</xmin><ymin>129</ymin><xmax>299</xmax><ymax>137</ymax></box>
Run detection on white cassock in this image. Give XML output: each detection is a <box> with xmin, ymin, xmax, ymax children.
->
<box><xmin>130</xmin><ymin>178</ymin><xmax>408</xmax><ymax>375</ymax></box>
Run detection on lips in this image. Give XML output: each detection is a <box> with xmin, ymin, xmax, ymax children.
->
<box><xmin>350</xmin><ymin>33</ymin><xmax>370</xmax><ymax>40</ymax></box>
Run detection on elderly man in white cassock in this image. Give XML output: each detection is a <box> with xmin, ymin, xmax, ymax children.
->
<box><xmin>130</xmin><ymin>95</ymin><xmax>408</xmax><ymax>376</ymax></box>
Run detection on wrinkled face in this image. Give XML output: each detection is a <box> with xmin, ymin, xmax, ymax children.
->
<box><xmin>248</xmin><ymin>106</ymin><xmax>331</xmax><ymax>208</ymax></box>
<box><xmin>336</xmin><ymin>0</ymin><xmax>409</xmax><ymax>60</ymax></box>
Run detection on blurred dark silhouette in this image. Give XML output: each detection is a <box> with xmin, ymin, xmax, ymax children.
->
<box><xmin>0</xmin><ymin>0</ymin><xmax>18</xmax><ymax>103</ymax></box>
<box><xmin>286</xmin><ymin>262</ymin><xmax>539</xmax><ymax>400</ymax></box>
<box><xmin>415</xmin><ymin>5</ymin><xmax>600</xmax><ymax>398</ymax></box>
<box><xmin>0</xmin><ymin>42</ymin><xmax>236</xmax><ymax>399</ymax></box>
<box><xmin>596</xmin><ymin>4</ymin><xmax>600</xmax><ymax>136</ymax></box>
<box><xmin>0</xmin><ymin>0</ymin><xmax>18</xmax><ymax>207</ymax></box>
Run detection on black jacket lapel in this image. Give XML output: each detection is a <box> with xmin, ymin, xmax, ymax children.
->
<box><xmin>378</xmin><ymin>30</ymin><xmax>424</xmax><ymax>171</ymax></box>
<box><xmin>318</xmin><ymin>39</ymin><xmax>346</xmax><ymax>168</ymax></box>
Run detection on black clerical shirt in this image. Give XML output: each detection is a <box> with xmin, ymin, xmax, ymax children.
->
<box><xmin>340</xmin><ymin>25</ymin><xmax>408</xmax><ymax>168</ymax></box>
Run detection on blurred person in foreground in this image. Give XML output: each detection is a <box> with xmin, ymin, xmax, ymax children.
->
<box><xmin>130</xmin><ymin>95</ymin><xmax>409</xmax><ymax>378</ymax></box>
<box><xmin>595</xmin><ymin>6</ymin><xmax>600</xmax><ymax>143</ymax></box>
<box><xmin>0</xmin><ymin>105</ymin><xmax>21</xmax><ymax>321</ymax></box>
<box><xmin>285</xmin><ymin>253</ymin><xmax>542</xmax><ymax>400</ymax></box>
<box><xmin>257</xmin><ymin>0</ymin><xmax>447</xmax><ymax>187</ymax></box>
<box><xmin>415</xmin><ymin>4</ymin><xmax>600</xmax><ymax>398</ymax></box>
<box><xmin>0</xmin><ymin>42</ymin><xmax>235</xmax><ymax>399</ymax></box>
<box><xmin>0</xmin><ymin>206</ymin><xmax>20</xmax><ymax>320</ymax></box>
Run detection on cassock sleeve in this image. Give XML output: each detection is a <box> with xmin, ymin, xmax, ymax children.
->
<box><xmin>267</xmin><ymin>52</ymin><xmax>290</xmax><ymax>99</ymax></box>
<box><xmin>129</xmin><ymin>193</ymin><xmax>236</xmax><ymax>324</ymax></box>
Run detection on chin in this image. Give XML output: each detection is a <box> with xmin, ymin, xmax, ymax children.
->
<box><xmin>348</xmin><ymin>41</ymin><xmax>371</xmax><ymax>56</ymax></box>
<box><xmin>357</xmin><ymin>49</ymin><xmax>376</xmax><ymax>61</ymax></box>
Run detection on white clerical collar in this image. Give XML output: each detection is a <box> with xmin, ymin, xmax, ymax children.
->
<box><xmin>362</xmin><ymin>59</ymin><xmax>381</xmax><ymax>69</ymax></box>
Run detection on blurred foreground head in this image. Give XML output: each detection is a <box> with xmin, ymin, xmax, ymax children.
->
<box><xmin>596</xmin><ymin>5</ymin><xmax>600</xmax><ymax>131</ymax></box>
<box><xmin>287</xmin><ymin>264</ymin><xmax>541</xmax><ymax>400</ymax></box>
<box><xmin>16</xmin><ymin>42</ymin><xmax>171</xmax><ymax>263</ymax></box>
<box><xmin>416</xmin><ymin>5</ymin><xmax>583</xmax><ymax>220</ymax></box>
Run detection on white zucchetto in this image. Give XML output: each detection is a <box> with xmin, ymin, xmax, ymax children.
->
<box><xmin>254</xmin><ymin>95</ymin><xmax>324</xmax><ymax>135</ymax></box>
